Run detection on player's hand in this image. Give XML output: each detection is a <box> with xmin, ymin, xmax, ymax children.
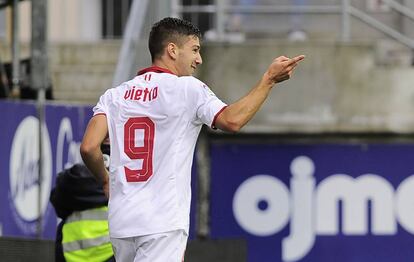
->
<box><xmin>265</xmin><ymin>55</ymin><xmax>305</xmax><ymax>85</ymax></box>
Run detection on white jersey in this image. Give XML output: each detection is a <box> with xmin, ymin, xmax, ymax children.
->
<box><xmin>93</xmin><ymin>66</ymin><xmax>227</xmax><ymax>238</ymax></box>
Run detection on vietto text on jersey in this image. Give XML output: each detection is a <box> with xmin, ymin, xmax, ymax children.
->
<box><xmin>124</xmin><ymin>86</ymin><xmax>158</xmax><ymax>102</ymax></box>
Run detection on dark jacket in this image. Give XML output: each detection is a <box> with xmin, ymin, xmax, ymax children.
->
<box><xmin>50</xmin><ymin>164</ymin><xmax>113</xmax><ymax>262</ymax></box>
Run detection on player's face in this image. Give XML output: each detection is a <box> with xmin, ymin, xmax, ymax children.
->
<box><xmin>176</xmin><ymin>35</ymin><xmax>202</xmax><ymax>76</ymax></box>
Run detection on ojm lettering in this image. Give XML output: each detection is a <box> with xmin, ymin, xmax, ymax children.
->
<box><xmin>233</xmin><ymin>156</ymin><xmax>414</xmax><ymax>262</ymax></box>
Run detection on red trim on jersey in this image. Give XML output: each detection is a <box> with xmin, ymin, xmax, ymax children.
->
<box><xmin>93</xmin><ymin>113</ymin><xmax>106</xmax><ymax>117</ymax></box>
<box><xmin>137</xmin><ymin>66</ymin><xmax>176</xmax><ymax>76</ymax></box>
<box><xmin>211</xmin><ymin>105</ymin><xmax>228</xmax><ymax>130</ymax></box>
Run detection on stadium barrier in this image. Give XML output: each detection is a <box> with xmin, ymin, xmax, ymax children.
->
<box><xmin>0</xmin><ymin>237</ymin><xmax>246</xmax><ymax>262</ymax></box>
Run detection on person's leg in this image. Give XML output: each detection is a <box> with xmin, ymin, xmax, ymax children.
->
<box><xmin>111</xmin><ymin>236</ymin><xmax>137</xmax><ymax>262</ymax></box>
<box><xmin>134</xmin><ymin>230</ymin><xmax>188</xmax><ymax>262</ymax></box>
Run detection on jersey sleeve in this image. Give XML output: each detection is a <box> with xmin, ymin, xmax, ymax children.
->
<box><xmin>184</xmin><ymin>77</ymin><xmax>227</xmax><ymax>128</ymax></box>
<box><xmin>93</xmin><ymin>89</ymin><xmax>110</xmax><ymax>116</ymax></box>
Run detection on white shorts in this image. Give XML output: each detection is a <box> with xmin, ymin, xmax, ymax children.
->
<box><xmin>110</xmin><ymin>230</ymin><xmax>188</xmax><ymax>262</ymax></box>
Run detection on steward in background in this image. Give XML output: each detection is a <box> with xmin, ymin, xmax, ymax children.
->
<box><xmin>50</xmin><ymin>143</ymin><xmax>114</xmax><ymax>262</ymax></box>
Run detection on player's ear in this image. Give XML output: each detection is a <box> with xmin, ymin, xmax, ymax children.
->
<box><xmin>167</xmin><ymin>42</ymin><xmax>178</xmax><ymax>60</ymax></box>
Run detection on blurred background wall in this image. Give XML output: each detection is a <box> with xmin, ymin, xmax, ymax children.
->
<box><xmin>1</xmin><ymin>0</ymin><xmax>414</xmax><ymax>132</ymax></box>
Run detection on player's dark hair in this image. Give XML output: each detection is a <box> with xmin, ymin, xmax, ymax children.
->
<box><xmin>149</xmin><ymin>17</ymin><xmax>202</xmax><ymax>62</ymax></box>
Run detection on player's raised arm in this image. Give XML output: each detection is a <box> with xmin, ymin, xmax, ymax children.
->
<box><xmin>214</xmin><ymin>55</ymin><xmax>305</xmax><ymax>133</ymax></box>
<box><xmin>80</xmin><ymin>114</ymin><xmax>110</xmax><ymax>197</ymax></box>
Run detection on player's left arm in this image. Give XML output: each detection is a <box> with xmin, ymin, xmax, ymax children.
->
<box><xmin>80</xmin><ymin>114</ymin><xmax>110</xmax><ymax>198</ymax></box>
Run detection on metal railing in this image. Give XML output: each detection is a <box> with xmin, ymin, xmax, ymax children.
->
<box><xmin>171</xmin><ymin>0</ymin><xmax>414</xmax><ymax>49</ymax></box>
<box><xmin>348</xmin><ymin>0</ymin><xmax>414</xmax><ymax>48</ymax></box>
<box><xmin>114</xmin><ymin>0</ymin><xmax>414</xmax><ymax>88</ymax></box>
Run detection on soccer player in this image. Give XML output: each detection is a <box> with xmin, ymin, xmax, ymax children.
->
<box><xmin>80</xmin><ymin>17</ymin><xmax>304</xmax><ymax>262</ymax></box>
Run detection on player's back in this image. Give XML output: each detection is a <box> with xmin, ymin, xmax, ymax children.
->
<box><xmin>95</xmin><ymin>67</ymin><xmax>212</xmax><ymax>238</ymax></box>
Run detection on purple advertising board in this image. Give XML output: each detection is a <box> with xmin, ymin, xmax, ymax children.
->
<box><xmin>0</xmin><ymin>100</ymin><xmax>197</xmax><ymax>240</ymax></box>
<box><xmin>210</xmin><ymin>142</ymin><xmax>414</xmax><ymax>262</ymax></box>
<box><xmin>0</xmin><ymin>100</ymin><xmax>92</xmax><ymax>239</ymax></box>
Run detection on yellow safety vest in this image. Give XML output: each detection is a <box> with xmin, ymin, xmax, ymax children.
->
<box><xmin>62</xmin><ymin>206</ymin><xmax>113</xmax><ymax>262</ymax></box>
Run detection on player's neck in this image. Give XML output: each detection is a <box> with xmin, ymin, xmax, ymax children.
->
<box><xmin>152</xmin><ymin>60</ymin><xmax>179</xmax><ymax>76</ymax></box>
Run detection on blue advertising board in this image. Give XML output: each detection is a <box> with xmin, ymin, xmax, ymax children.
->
<box><xmin>210</xmin><ymin>143</ymin><xmax>414</xmax><ymax>262</ymax></box>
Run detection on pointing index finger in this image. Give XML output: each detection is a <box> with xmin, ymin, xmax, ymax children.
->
<box><xmin>291</xmin><ymin>55</ymin><xmax>305</xmax><ymax>63</ymax></box>
<box><xmin>284</xmin><ymin>55</ymin><xmax>306</xmax><ymax>66</ymax></box>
